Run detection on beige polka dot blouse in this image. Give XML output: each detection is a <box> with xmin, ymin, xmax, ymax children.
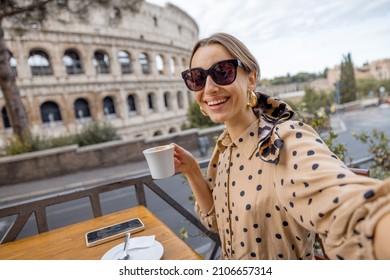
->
<box><xmin>195</xmin><ymin>93</ymin><xmax>390</xmax><ymax>260</ymax></box>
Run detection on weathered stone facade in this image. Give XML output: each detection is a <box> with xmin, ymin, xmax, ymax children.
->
<box><xmin>327</xmin><ymin>58</ymin><xmax>390</xmax><ymax>87</ymax></box>
<box><xmin>0</xmin><ymin>2</ymin><xmax>198</xmax><ymax>147</ymax></box>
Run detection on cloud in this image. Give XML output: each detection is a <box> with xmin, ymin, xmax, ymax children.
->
<box><xmin>147</xmin><ymin>0</ymin><xmax>390</xmax><ymax>78</ymax></box>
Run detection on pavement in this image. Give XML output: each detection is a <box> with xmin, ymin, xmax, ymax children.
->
<box><xmin>0</xmin><ymin>160</ymin><xmax>151</xmax><ymax>205</ymax></box>
<box><xmin>329</xmin><ymin>112</ymin><xmax>347</xmax><ymax>134</ymax></box>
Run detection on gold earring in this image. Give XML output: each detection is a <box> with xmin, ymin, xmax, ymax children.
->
<box><xmin>200</xmin><ymin>107</ymin><xmax>208</xmax><ymax>116</ymax></box>
<box><xmin>247</xmin><ymin>91</ymin><xmax>258</xmax><ymax>107</ymax></box>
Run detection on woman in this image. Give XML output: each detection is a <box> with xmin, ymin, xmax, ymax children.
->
<box><xmin>173</xmin><ymin>32</ymin><xmax>390</xmax><ymax>259</ymax></box>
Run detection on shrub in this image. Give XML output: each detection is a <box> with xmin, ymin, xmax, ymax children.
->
<box><xmin>2</xmin><ymin>121</ymin><xmax>120</xmax><ymax>156</ymax></box>
<box><xmin>75</xmin><ymin>122</ymin><xmax>120</xmax><ymax>146</ymax></box>
<box><xmin>182</xmin><ymin>101</ymin><xmax>218</xmax><ymax>130</ymax></box>
<box><xmin>4</xmin><ymin>135</ymin><xmax>44</xmax><ymax>155</ymax></box>
<box><xmin>353</xmin><ymin>129</ymin><xmax>390</xmax><ymax>180</ymax></box>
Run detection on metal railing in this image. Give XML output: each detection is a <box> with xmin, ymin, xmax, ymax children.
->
<box><xmin>0</xmin><ymin>159</ymin><xmax>220</xmax><ymax>259</ymax></box>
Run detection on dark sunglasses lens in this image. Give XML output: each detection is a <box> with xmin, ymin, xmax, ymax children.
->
<box><xmin>182</xmin><ymin>60</ymin><xmax>238</xmax><ymax>91</ymax></box>
<box><xmin>211</xmin><ymin>61</ymin><xmax>237</xmax><ymax>85</ymax></box>
<box><xmin>184</xmin><ymin>69</ymin><xmax>205</xmax><ymax>91</ymax></box>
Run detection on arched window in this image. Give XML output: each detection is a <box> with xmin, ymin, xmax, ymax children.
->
<box><xmin>127</xmin><ymin>94</ymin><xmax>137</xmax><ymax>115</ymax></box>
<box><xmin>1</xmin><ymin>106</ymin><xmax>11</xmax><ymax>128</ymax></box>
<box><xmin>187</xmin><ymin>91</ymin><xmax>194</xmax><ymax>104</ymax></box>
<box><xmin>147</xmin><ymin>93</ymin><xmax>155</xmax><ymax>112</ymax></box>
<box><xmin>169</xmin><ymin>127</ymin><xmax>177</xmax><ymax>133</ymax></box>
<box><xmin>177</xmin><ymin>91</ymin><xmax>184</xmax><ymax>109</ymax></box>
<box><xmin>153</xmin><ymin>130</ymin><xmax>163</xmax><ymax>136</ymax></box>
<box><xmin>8</xmin><ymin>50</ymin><xmax>17</xmax><ymax>76</ymax></box>
<box><xmin>155</xmin><ymin>55</ymin><xmax>164</xmax><ymax>75</ymax></box>
<box><xmin>63</xmin><ymin>49</ymin><xmax>84</xmax><ymax>75</ymax></box>
<box><xmin>40</xmin><ymin>101</ymin><xmax>62</xmax><ymax>124</ymax></box>
<box><xmin>74</xmin><ymin>98</ymin><xmax>91</xmax><ymax>120</ymax></box>
<box><xmin>103</xmin><ymin>96</ymin><xmax>116</xmax><ymax>117</ymax></box>
<box><xmin>28</xmin><ymin>49</ymin><xmax>53</xmax><ymax>76</ymax></box>
<box><xmin>139</xmin><ymin>53</ymin><xmax>150</xmax><ymax>74</ymax></box>
<box><xmin>181</xmin><ymin>57</ymin><xmax>188</xmax><ymax>71</ymax></box>
<box><xmin>169</xmin><ymin>57</ymin><xmax>176</xmax><ymax>74</ymax></box>
<box><xmin>93</xmin><ymin>50</ymin><xmax>110</xmax><ymax>74</ymax></box>
<box><xmin>113</xmin><ymin>7</ymin><xmax>121</xmax><ymax>18</ymax></box>
<box><xmin>118</xmin><ymin>51</ymin><xmax>133</xmax><ymax>74</ymax></box>
<box><xmin>163</xmin><ymin>92</ymin><xmax>171</xmax><ymax>110</ymax></box>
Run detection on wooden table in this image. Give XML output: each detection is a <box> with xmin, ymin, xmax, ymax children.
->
<box><xmin>0</xmin><ymin>205</ymin><xmax>204</xmax><ymax>260</ymax></box>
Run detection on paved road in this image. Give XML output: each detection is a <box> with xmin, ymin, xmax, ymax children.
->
<box><xmin>331</xmin><ymin>104</ymin><xmax>390</xmax><ymax>161</ymax></box>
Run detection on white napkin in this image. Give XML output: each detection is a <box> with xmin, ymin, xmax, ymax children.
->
<box><xmin>127</xmin><ymin>235</ymin><xmax>155</xmax><ymax>250</ymax></box>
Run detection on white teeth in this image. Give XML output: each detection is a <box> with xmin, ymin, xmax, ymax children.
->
<box><xmin>207</xmin><ymin>98</ymin><xmax>227</xmax><ymax>106</ymax></box>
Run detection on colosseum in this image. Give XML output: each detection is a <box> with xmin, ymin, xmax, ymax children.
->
<box><xmin>0</xmin><ymin>1</ymin><xmax>199</xmax><ymax>147</ymax></box>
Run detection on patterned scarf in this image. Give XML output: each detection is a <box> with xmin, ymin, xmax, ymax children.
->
<box><xmin>254</xmin><ymin>92</ymin><xmax>295</xmax><ymax>165</ymax></box>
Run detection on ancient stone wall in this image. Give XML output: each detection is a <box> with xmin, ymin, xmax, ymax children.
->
<box><xmin>0</xmin><ymin>2</ymin><xmax>198</xmax><ymax>146</ymax></box>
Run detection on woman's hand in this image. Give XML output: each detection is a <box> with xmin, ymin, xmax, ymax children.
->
<box><xmin>172</xmin><ymin>143</ymin><xmax>213</xmax><ymax>213</ymax></box>
<box><xmin>374</xmin><ymin>212</ymin><xmax>390</xmax><ymax>259</ymax></box>
<box><xmin>173</xmin><ymin>143</ymin><xmax>198</xmax><ymax>175</ymax></box>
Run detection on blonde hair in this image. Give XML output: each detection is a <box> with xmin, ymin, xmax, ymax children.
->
<box><xmin>190</xmin><ymin>32</ymin><xmax>260</xmax><ymax>80</ymax></box>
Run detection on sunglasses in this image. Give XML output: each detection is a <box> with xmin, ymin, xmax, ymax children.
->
<box><xmin>181</xmin><ymin>59</ymin><xmax>243</xmax><ymax>91</ymax></box>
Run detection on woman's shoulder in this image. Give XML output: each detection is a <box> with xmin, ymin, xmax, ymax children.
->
<box><xmin>274</xmin><ymin>119</ymin><xmax>321</xmax><ymax>139</ymax></box>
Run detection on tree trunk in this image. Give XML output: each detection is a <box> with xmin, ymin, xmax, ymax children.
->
<box><xmin>0</xmin><ymin>18</ymin><xmax>30</xmax><ymax>143</ymax></box>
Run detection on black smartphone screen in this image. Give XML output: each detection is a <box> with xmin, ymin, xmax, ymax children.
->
<box><xmin>87</xmin><ymin>219</ymin><xmax>143</xmax><ymax>243</ymax></box>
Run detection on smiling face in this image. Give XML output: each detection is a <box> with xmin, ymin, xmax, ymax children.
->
<box><xmin>191</xmin><ymin>44</ymin><xmax>257</xmax><ymax>129</ymax></box>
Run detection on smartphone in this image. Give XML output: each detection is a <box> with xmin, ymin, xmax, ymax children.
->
<box><xmin>85</xmin><ymin>218</ymin><xmax>145</xmax><ymax>247</ymax></box>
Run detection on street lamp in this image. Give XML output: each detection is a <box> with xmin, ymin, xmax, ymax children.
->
<box><xmin>334</xmin><ymin>82</ymin><xmax>342</xmax><ymax>104</ymax></box>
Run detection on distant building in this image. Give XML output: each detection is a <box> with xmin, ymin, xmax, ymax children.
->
<box><xmin>260</xmin><ymin>58</ymin><xmax>390</xmax><ymax>102</ymax></box>
<box><xmin>0</xmin><ymin>2</ymin><xmax>198</xmax><ymax>147</ymax></box>
<box><xmin>327</xmin><ymin>58</ymin><xmax>390</xmax><ymax>86</ymax></box>
<box><xmin>368</xmin><ymin>59</ymin><xmax>390</xmax><ymax>80</ymax></box>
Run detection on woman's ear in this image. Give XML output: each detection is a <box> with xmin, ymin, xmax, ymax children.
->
<box><xmin>247</xmin><ymin>71</ymin><xmax>257</xmax><ymax>90</ymax></box>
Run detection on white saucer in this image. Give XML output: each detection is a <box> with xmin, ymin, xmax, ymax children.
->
<box><xmin>101</xmin><ymin>240</ymin><xmax>164</xmax><ymax>260</ymax></box>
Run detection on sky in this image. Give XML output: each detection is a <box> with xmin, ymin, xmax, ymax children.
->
<box><xmin>146</xmin><ymin>0</ymin><xmax>390</xmax><ymax>79</ymax></box>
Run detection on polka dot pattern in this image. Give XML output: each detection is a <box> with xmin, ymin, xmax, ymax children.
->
<box><xmin>194</xmin><ymin>93</ymin><xmax>385</xmax><ymax>260</ymax></box>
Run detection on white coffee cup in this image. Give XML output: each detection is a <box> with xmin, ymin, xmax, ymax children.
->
<box><xmin>142</xmin><ymin>144</ymin><xmax>175</xmax><ymax>179</ymax></box>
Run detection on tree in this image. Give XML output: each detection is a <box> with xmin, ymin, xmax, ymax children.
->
<box><xmin>0</xmin><ymin>0</ymin><xmax>143</xmax><ymax>143</ymax></box>
<box><xmin>339</xmin><ymin>53</ymin><xmax>357</xmax><ymax>103</ymax></box>
<box><xmin>184</xmin><ymin>101</ymin><xmax>218</xmax><ymax>129</ymax></box>
<box><xmin>357</xmin><ymin>78</ymin><xmax>390</xmax><ymax>100</ymax></box>
<box><xmin>301</xmin><ymin>86</ymin><xmax>332</xmax><ymax>114</ymax></box>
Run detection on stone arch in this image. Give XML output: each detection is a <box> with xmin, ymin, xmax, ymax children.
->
<box><xmin>40</xmin><ymin>101</ymin><xmax>62</xmax><ymax>124</ymax></box>
<box><xmin>93</xmin><ymin>50</ymin><xmax>111</xmax><ymax>74</ymax></box>
<box><xmin>169</xmin><ymin>127</ymin><xmax>177</xmax><ymax>133</ymax></box>
<box><xmin>28</xmin><ymin>49</ymin><xmax>53</xmax><ymax>76</ymax></box>
<box><xmin>139</xmin><ymin>52</ymin><xmax>151</xmax><ymax>74</ymax></box>
<box><xmin>153</xmin><ymin>130</ymin><xmax>163</xmax><ymax>136</ymax></box>
<box><xmin>1</xmin><ymin>106</ymin><xmax>11</xmax><ymax>128</ymax></box>
<box><xmin>163</xmin><ymin>91</ymin><xmax>171</xmax><ymax>110</ymax></box>
<box><xmin>177</xmin><ymin>91</ymin><xmax>184</xmax><ymax>109</ymax></box>
<box><xmin>63</xmin><ymin>48</ymin><xmax>84</xmax><ymax>75</ymax></box>
<box><xmin>155</xmin><ymin>54</ymin><xmax>164</xmax><ymax>75</ymax></box>
<box><xmin>118</xmin><ymin>50</ymin><xmax>133</xmax><ymax>74</ymax></box>
<box><xmin>147</xmin><ymin>92</ymin><xmax>156</xmax><ymax>112</ymax></box>
<box><xmin>127</xmin><ymin>94</ymin><xmax>138</xmax><ymax>115</ymax></box>
<box><xmin>103</xmin><ymin>96</ymin><xmax>116</xmax><ymax>117</ymax></box>
<box><xmin>74</xmin><ymin>98</ymin><xmax>91</xmax><ymax>120</ymax></box>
